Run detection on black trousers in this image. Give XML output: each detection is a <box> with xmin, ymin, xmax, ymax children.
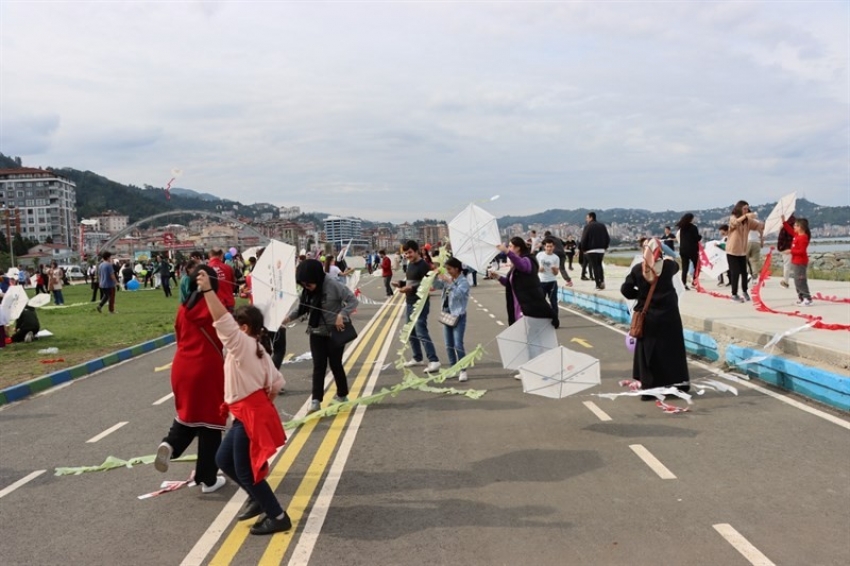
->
<box><xmin>383</xmin><ymin>274</ymin><xmax>393</xmax><ymax>296</ymax></box>
<box><xmin>680</xmin><ymin>252</ymin><xmax>699</xmax><ymax>286</ymax></box>
<box><xmin>270</xmin><ymin>327</ymin><xmax>287</xmax><ymax>370</ymax></box>
<box><xmin>585</xmin><ymin>253</ymin><xmax>605</xmax><ymax>287</ymax></box>
<box><xmin>162</xmin><ymin>419</ymin><xmax>222</xmax><ymax>487</ymax></box>
<box><xmin>727</xmin><ymin>254</ymin><xmax>749</xmax><ymax>296</ymax></box>
<box><xmin>310</xmin><ymin>333</ymin><xmax>348</xmax><ymax>402</ymax></box>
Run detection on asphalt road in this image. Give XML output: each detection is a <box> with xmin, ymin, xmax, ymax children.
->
<box><xmin>1</xmin><ymin>272</ymin><xmax>848</xmax><ymax>566</ymax></box>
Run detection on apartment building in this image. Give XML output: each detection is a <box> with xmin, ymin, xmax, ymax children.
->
<box><xmin>0</xmin><ymin>168</ymin><xmax>78</xmax><ymax>247</ymax></box>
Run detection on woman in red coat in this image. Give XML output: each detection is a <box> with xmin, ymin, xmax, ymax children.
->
<box><xmin>154</xmin><ymin>265</ymin><xmax>228</xmax><ymax>493</ymax></box>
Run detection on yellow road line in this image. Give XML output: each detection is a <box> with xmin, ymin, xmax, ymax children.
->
<box><xmin>258</xmin><ymin>299</ymin><xmax>404</xmax><ymax>564</ymax></box>
<box><xmin>154</xmin><ymin>362</ymin><xmax>172</xmax><ymax>372</ymax></box>
<box><xmin>208</xmin><ymin>296</ymin><xmax>401</xmax><ymax>565</ymax></box>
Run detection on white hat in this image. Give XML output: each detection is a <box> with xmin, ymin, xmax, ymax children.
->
<box><xmin>5</xmin><ymin>267</ymin><xmax>20</xmax><ymax>279</ymax></box>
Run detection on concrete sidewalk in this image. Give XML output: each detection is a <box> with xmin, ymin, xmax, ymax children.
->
<box><xmin>555</xmin><ymin>262</ymin><xmax>850</xmax><ymax>411</ymax></box>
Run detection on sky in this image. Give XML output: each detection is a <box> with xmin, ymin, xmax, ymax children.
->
<box><xmin>1</xmin><ymin>1</ymin><xmax>848</xmax><ymax>223</ymax></box>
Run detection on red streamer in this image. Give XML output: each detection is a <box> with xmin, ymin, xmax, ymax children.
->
<box><xmin>165</xmin><ymin>177</ymin><xmax>174</xmax><ymax>200</ymax></box>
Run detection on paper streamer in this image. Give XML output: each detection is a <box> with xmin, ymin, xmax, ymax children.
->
<box><xmin>55</xmin><ymin>454</ymin><xmax>197</xmax><ymax>476</ymax></box>
<box><xmin>138</xmin><ymin>472</ymin><xmax>196</xmax><ymax>499</ymax></box>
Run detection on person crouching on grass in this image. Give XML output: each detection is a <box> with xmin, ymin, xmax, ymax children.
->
<box><xmin>195</xmin><ymin>269</ymin><xmax>292</xmax><ymax>535</ymax></box>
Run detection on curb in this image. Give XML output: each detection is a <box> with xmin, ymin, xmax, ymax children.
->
<box><xmin>557</xmin><ymin>288</ymin><xmax>850</xmax><ymax>413</ymax></box>
<box><xmin>0</xmin><ymin>334</ymin><xmax>176</xmax><ymax>407</ymax></box>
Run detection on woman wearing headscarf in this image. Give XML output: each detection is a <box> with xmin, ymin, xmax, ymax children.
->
<box><xmin>726</xmin><ymin>200</ymin><xmax>765</xmax><ymax>303</ymax></box>
<box><xmin>620</xmin><ymin>238</ymin><xmax>689</xmax><ymax>399</ymax></box>
<box><xmin>284</xmin><ymin>259</ymin><xmax>358</xmax><ymax>414</ymax></box>
<box><xmin>154</xmin><ymin>265</ymin><xmax>228</xmax><ymax>493</ymax></box>
<box><xmin>488</xmin><ymin>237</ymin><xmax>554</xmax><ymax>326</ymax></box>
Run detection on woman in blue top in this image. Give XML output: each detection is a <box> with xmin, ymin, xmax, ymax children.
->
<box><xmin>437</xmin><ymin>257</ymin><xmax>471</xmax><ymax>382</ymax></box>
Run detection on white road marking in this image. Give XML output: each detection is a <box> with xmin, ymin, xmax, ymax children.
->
<box><xmin>152</xmin><ymin>392</ymin><xmax>174</xmax><ymax>406</ymax></box>
<box><xmin>495</xmin><ymin>321</ymin><xmax>504</xmax><ymax>326</ymax></box>
<box><xmin>481</xmin><ymin>308</ymin><xmax>489</xmax><ymax>312</ymax></box>
<box><xmin>583</xmin><ymin>401</ymin><xmax>612</xmax><ymax>421</ymax></box>
<box><xmin>289</xmin><ymin>293</ymin><xmax>406</xmax><ymax>565</ymax></box>
<box><xmin>85</xmin><ymin>421</ymin><xmax>128</xmax><ymax>443</ymax></box>
<box><xmin>629</xmin><ymin>444</ymin><xmax>676</xmax><ymax>479</ymax></box>
<box><xmin>713</xmin><ymin>523</ymin><xmax>776</xmax><ymax>565</ymax></box>
<box><xmin>488</xmin><ymin>313</ymin><xmax>496</xmax><ymax>318</ymax></box>
<box><xmin>559</xmin><ymin>305</ymin><xmax>850</xmax><ymax>430</ymax></box>
<box><xmin>0</xmin><ymin>470</ymin><xmax>46</xmax><ymax>499</ymax></box>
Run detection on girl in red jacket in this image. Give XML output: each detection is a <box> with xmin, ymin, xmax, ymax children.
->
<box><xmin>781</xmin><ymin>215</ymin><xmax>812</xmax><ymax>306</ymax></box>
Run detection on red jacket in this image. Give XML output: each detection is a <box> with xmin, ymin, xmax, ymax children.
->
<box><xmin>227</xmin><ymin>390</ymin><xmax>286</xmax><ymax>484</ymax></box>
<box><xmin>207</xmin><ymin>257</ymin><xmax>235</xmax><ymax>309</ymax></box>
<box><xmin>381</xmin><ymin>256</ymin><xmax>392</xmax><ymax>277</ymax></box>
<box><xmin>782</xmin><ymin>221</ymin><xmax>809</xmax><ymax>266</ymax></box>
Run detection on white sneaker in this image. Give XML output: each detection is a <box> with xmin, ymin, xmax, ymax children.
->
<box><xmin>801</xmin><ymin>299</ymin><xmax>813</xmax><ymax>307</ymax></box>
<box><xmin>513</xmin><ymin>373</ymin><xmax>523</xmax><ymax>380</ymax></box>
<box><xmin>154</xmin><ymin>442</ymin><xmax>172</xmax><ymax>473</ymax></box>
<box><xmin>307</xmin><ymin>399</ymin><xmax>321</xmax><ymax>414</ymax></box>
<box><xmin>425</xmin><ymin>361</ymin><xmax>441</xmax><ymax>373</ymax></box>
<box><xmin>402</xmin><ymin>359</ymin><xmax>422</xmax><ymax>368</ymax></box>
<box><xmin>458</xmin><ymin>371</ymin><xmax>468</xmax><ymax>383</ymax></box>
<box><xmin>201</xmin><ymin>475</ymin><xmax>227</xmax><ymax>494</ymax></box>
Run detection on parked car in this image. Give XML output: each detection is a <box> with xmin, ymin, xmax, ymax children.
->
<box><xmin>58</xmin><ymin>265</ymin><xmax>85</xmax><ymax>280</ymax></box>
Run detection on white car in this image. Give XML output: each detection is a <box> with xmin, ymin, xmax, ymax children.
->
<box><xmin>58</xmin><ymin>265</ymin><xmax>85</xmax><ymax>280</ymax></box>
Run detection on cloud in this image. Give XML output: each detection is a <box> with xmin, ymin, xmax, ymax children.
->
<box><xmin>0</xmin><ymin>112</ymin><xmax>61</xmax><ymax>155</ymax></box>
<box><xmin>0</xmin><ymin>1</ymin><xmax>847</xmax><ymax>222</ymax></box>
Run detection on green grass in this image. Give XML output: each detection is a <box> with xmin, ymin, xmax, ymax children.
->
<box><xmin>2</xmin><ymin>283</ymin><xmax>179</xmax><ymax>390</ymax></box>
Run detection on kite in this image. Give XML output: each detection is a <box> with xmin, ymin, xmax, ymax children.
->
<box><xmin>250</xmin><ymin>239</ymin><xmax>299</xmax><ymax>329</ymax></box>
<box><xmin>448</xmin><ymin>203</ymin><xmax>501</xmax><ymax>275</ymax></box>
<box><xmin>496</xmin><ymin>316</ymin><xmax>559</xmax><ymax>370</ymax></box>
<box><xmin>517</xmin><ymin>346</ymin><xmax>601</xmax><ymax>399</ymax></box>
<box><xmin>763</xmin><ymin>192</ymin><xmax>796</xmax><ymax>236</ymax></box>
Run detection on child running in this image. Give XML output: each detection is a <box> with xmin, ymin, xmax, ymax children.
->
<box><xmin>781</xmin><ymin>215</ymin><xmax>813</xmax><ymax>307</ymax></box>
<box><xmin>195</xmin><ymin>269</ymin><xmax>291</xmax><ymax>535</ymax></box>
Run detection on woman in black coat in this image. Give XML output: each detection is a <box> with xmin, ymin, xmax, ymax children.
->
<box><xmin>621</xmin><ymin>239</ymin><xmax>690</xmax><ymax>398</ymax></box>
<box><xmin>488</xmin><ymin>237</ymin><xmax>554</xmax><ymax>327</ymax></box>
<box><xmin>675</xmin><ymin>213</ymin><xmax>701</xmax><ymax>289</ymax></box>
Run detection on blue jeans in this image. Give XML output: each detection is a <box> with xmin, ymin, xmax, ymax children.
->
<box><xmin>442</xmin><ymin>313</ymin><xmax>467</xmax><ymax>366</ymax></box>
<box><xmin>406</xmin><ymin>299</ymin><xmax>438</xmax><ymax>363</ymax></box>
<box><xmin>540</xmin><ymin>281</ymin><xmax>558</xmax><ymax>318</ymax></box>
<box><xmin>216</xmin><ymin>419</ymin><xmax>283</xmax><ymax>518</ymax></box>
<box><xmin>52</xmin><ymin>290</ymin><xmax>64</xmax><ymax>305</ymax></box>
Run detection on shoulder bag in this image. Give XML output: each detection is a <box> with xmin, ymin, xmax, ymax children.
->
<box><xmin>330</xmin><ymin>321</ymin><xmax>357</xmax><ymax>348</ymax></box>
<box><xmin>629</xmin><ymin>276</ymin><xmax>658</xmax><ymax>339</ymax></box>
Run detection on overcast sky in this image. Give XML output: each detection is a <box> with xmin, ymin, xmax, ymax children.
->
<box><xmin>2</xmin><ymin>1</ymin><xmax>848</xmax><ymax>222</ymax></box>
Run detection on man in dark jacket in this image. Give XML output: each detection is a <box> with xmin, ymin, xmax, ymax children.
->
<box><xmin>579</xmin><ymin>212</ymin><xmax>611</xmax><ymax>290</ymax></box>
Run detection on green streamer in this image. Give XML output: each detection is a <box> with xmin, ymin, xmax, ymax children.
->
<box><xmin>54</xmin><ymin>454</ymin><xmax>197</xmax><ymax>476</ymax></box>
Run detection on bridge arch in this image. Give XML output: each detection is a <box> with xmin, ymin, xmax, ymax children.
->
<box><xmin>97</xmin><ymin>210</ymin><xmax>270</xmax><ymax>253</ymax></box>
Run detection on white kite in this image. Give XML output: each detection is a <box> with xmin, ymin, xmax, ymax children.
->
<box><xmin>0</xmin><ymin>285</ymin><xmax>28</xmax><ymax>325</ymax></box>
<box><xmin>698</xmin><ymin>241</ymin><xmax>729</xmax><ymax>280</ymax></box>
<box><xmin>763</xmin><ymin>192</ymin><xmax>796</xmax><ymax>236</ymax></box>
<box><xmin>250</xmin><ymin>239</ymin><xmax>299</xmax><ymax>330</ymax></box>
<box><xmin>448</xmin><ymin>203</ymin><xmax>501</xmax><ymax>275</ymax></box>
<box><xmin>518</xmin><ymin>346</ymin><xmax>600</xmax><ymax>399</ymax></box>
<box><xmin>496</xmin><ymin>317</ymin><xmax>559</xmax><ymax>370</ymax></box>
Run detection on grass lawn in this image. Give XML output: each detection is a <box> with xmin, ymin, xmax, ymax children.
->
<box><xmin>2</xmin><ymin>283</ymin><xmax>180</xmax><ymax>390</ymax></box>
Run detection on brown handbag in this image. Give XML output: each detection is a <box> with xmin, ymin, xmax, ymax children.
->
<box><xmin>629</xmin><ymin>276</ymin><xmax>658</xmax><ymax>339</ymax></box>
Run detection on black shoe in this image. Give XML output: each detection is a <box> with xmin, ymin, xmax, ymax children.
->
<box><xmin>581</xmin><ymin>276</ymin><xmax>589</xmax><ymax>281</ymax></box>
<box><xmin>237</xmin><ymin>499</ymin><xmax>263</xmax><ymax>521</ymax></box>
<box><xmin>250</xmin><ymin>512</ymin><xmax>292</xmax><ymax>535</ymax></box>
<box><xmin>640</xmin><ymin>395</ymin><xmax>657</xmax><ymax>402</ymax></box>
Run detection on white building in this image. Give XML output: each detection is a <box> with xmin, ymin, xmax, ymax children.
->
<box><xmin>279</xmin><ymin>206</ymin><xmax>301</xmax><ymax>220</ymax></box>
<box><xmin>324</xmin><ymin>216</ymin><xmax>362</xmax><ymax>248</ymax></box>
<box><xmin>0</xmin><ymin>167</ymin><xmax>77</xmax><ymax>247</ymax></box>
<box><xmin>94</xmin><ymin>212</ymin><xmax>129</xmax><ymax>234</ymax></box>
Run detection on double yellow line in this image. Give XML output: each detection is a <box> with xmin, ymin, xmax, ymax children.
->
<box><xmin>209</xmin><ymin>295</ymin><xmax>405</xmax><ymax>565</ymax></box>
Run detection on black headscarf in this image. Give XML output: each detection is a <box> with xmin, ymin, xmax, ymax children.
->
<box><xmin>296</xmin><ymin>259</ymin><xmax>326</xmax><ymax>328</ymax></box>
<box><xmin>184</xmin><ymin>264</ymin><xmax>219</xmax><ymax>309</ymax></box>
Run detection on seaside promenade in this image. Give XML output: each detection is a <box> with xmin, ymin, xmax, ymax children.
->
<box><xmin>560</xmin><ymin>262</ymin><xmax>849</xmax><ymax>410</ymax></box>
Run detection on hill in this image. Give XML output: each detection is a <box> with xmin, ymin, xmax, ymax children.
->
<box><xmin>498</xmin><ymin>199</ymin><xmax>849</xmax><ymax>231</ymax></box>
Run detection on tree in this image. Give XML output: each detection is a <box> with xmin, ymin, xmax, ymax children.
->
<box><xmin>0</xmin><ymin>231</ymin><xmax>7</xmax><ymax>253</ymax></box>
<box><xmin>12</xmin><ymin>233</ymin><xmax>28</xmax><ymax>257</ymax></box>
